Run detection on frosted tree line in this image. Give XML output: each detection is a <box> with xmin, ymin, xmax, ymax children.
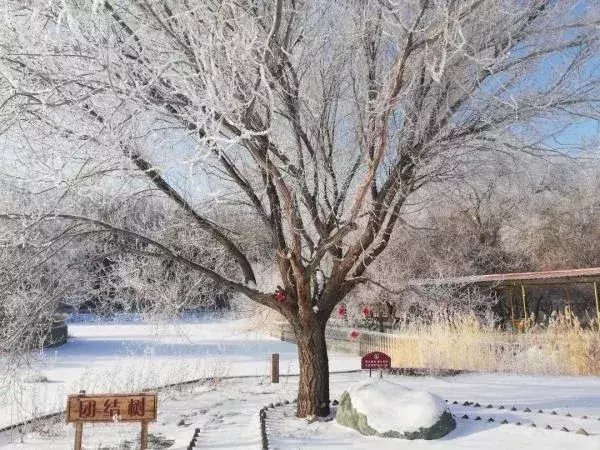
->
<box><xmin>0</xmin><ymin>0</ymin><xmax>599</xmax><ymax>416</ymax></box>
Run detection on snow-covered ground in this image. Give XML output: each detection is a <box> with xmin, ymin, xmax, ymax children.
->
<box><xmin>270</xmin><ymin>372</ymin><xmax>600</xmax><ymax>450</ymax></box>
<box><xmin>1</xmin><ymin>318</ymin><xmax>599</xmax><ymax>449</ymax></box>
<box><xmin>0</xmin><ymin>316</ymin><xmax>356</xmax><ymax>430</ymax></box>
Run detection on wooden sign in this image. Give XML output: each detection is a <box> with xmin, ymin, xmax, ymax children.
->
<box><xmin>361</xmin><ymin>351</ymin><xmax>391</xmax><ymax>370</ymax></box>
<box><xmin>66</xmin><ymin>391</ymin><xmax>157</xmax><ymax>450</ymax></box>
<box><xmin>67</xmin><ymin>392</ymin><xmax>157</xmax><ymax>423</ymax></box>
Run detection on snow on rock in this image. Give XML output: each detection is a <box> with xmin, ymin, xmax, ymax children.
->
<box><xmin>337</xmin><ymin>378</ymin><xmax>455</xmax><ymax>439</ymax></box>
<box><xmin>349</xmin><ymin>379</ymin><xmax>446</xmax><ymax>432</ymax></box>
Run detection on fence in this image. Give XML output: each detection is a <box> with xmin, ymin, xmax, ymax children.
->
<box><xmin>356</xmin><ymin>329</ymin><xmax>527</xmax><ymax>372</ymax></box>
<box><xmin>268</xmin><ymin>321</ymin><xmax>600</xmax><ymax>375</ymax></box>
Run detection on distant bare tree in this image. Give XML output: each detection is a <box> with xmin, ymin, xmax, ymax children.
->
<box><xmin>0</xmin><ymin>0</ymin><xmax>598</xmax><ymax>416</ymax></box>
<box><xmin>517</xmin><ymin>161</ymin><xmax>600</xmax><ymax>270</ymax></box>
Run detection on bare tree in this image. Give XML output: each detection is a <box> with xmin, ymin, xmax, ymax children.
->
<box><xmin>516</xmin><ymin>159</ymin><xmax>600</xmax><ymax>270</ymax></box>
<box><xmin>0</xmin><ymin>0</ymin><xmax>598</xmax><ymax>416</ymax></box>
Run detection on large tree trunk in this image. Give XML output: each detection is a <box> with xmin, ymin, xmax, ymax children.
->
<box><xmin>295</xmin><ymin>319</ymin><xmax>330</xmax><ymax>418</ymax></box>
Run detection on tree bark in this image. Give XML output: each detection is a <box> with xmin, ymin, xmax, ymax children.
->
<box><xmin>295</xmin><ymin>319</ymin><xmax>330</xmax><ymax>418</ymax></box>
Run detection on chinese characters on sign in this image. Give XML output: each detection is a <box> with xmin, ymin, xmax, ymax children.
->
<box><xmin>360</xmin><ymin>351</ymin><xmax>392</xmax><ymax>369</ymax></box>
<box><xmin>67</xmin><ymin>393</ymin><xmax>157</xmax><ymax>423</ymax></box>
<box><xmin>78</xmin><ymin>399</ymin><xmax>95</xmax><ymax>419</ymax></box>
<box><xmin>66</xmin><ymin>392</ymin><xmax>157</xmax><ymax>450</ymax></box>
<box><xmin>128</xmin><ymin>397</ymin><xmax>147</xmax><ymax>417</ymax></box>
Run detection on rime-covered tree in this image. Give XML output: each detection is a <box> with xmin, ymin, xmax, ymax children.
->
<box><xmin>0</xmin><ymin>0</ymin><xmax>599</xmax><ymax>416</ymax></box>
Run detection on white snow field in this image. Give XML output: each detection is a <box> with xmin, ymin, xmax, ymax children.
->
<box><xmin>0</xmin><ymin>316</ymin><xmax>356</xmax><ymax>430</ymax></box>
<box><xmin>1</xmin><ymin>317</ymin><xmax>599</xmax><ymax>449</ymax></box>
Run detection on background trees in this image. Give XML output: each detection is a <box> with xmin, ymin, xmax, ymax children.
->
<box><xmin>0</xmin><ymin>0</ymin><xmax>599</xmax><ymax>417</ymax></box>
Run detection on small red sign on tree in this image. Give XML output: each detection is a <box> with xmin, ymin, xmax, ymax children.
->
<box><xmin>361</xmin><ymin>351</ymin><xmax>391</xmax><ymax>370</ymax></box>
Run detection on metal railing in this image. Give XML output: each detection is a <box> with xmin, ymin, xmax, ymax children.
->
<box><xmin>269</xmin><ymin>321</ymin><xmax>533</xmax><ymax>372</ymax></box>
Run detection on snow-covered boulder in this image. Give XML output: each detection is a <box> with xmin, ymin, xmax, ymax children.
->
<box><xmin>336</xmin><ymin>379</ymin><xmax>455</xmax><ymax>440</ymax></box>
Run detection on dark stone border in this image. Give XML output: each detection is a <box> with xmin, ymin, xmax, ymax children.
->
<box><xmin>259</xmin><ymin>406</ymin><xmax>268</xmax><ymax>449</ymax></box>
<box><xmin>388</xmin><ymin>367</ymin><xmax>469</xmax><ymax>377</ymax></box>
<box><xmin>186</xmin><ymin>427</ymin><xmax>200</xmax><ymax>449</ymax></box>
<box><xmin>259</xmin><ymin>399</ymin><xmax>295</xmax><ymax>450</ymax></box>
<box><xmin>448</xmin><ymin>399</ymin><xmax>594</xmax><ymax>436</ymax></box>
<box><xmin>259</xmin><ymin>391</ymin><xmax>597</xmax><ymax>447</ymax></box>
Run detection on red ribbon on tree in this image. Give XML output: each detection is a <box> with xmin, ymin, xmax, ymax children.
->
<box><xmin>349</xmin><ymin>330</ymin><xmax>360</xmax><ymax>340</ymax></box>
<box><xmin>274</xmin><ymin>288</ymin><xmax>286</xmax><ymax>302</ymax></box>
<box><xmin>338</xmin><ymin>306</ymin><xmax>347</xmax><ymax>317</ymax></box>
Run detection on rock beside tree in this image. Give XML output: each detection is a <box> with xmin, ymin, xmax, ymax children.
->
<box><xmin>336</xmin><ymin>380</ymin><xmax>456</xmax><ymax>440</ymax></box>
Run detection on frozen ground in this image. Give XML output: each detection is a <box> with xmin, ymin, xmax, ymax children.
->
<box><xmin>270</xmin><ymin>372</ymin><xmax>600</xmax><ymax>450</ymax></box>
<box><xmin>2</xmin><ymin>372</ymin><xmax>600</xmax><ymax>449</ymax></box>
<box><xmin>1</xmin><ymin>318</ymin><xmax>599</xmax><ymax>449</ymax></box>
<box><xmin>0</xmin><ymin>316</ymin><xmax>357</xmax><ymax>430</ymax></box>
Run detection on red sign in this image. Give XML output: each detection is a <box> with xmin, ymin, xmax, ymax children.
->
<box><xmin>361</xmin><ymin>351</ymin><xmax>391</xmax><ymax>369</ymax></box>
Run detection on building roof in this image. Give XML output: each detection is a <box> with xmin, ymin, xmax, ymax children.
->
<box><xmin>408</xmin><ymin>267</ymin><xmax>600</xmax><ymax>288</ymax></box>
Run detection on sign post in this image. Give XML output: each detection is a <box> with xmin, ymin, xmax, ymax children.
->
<box><xmin>66</xmin><ymin>392</ymin><xmax>157</xmax><ymax>450</ymax></box>
<box><xmin>141</xmin><ymin>421</ymin><xmax>149</xmax><ymax>449</ymax></box>
<box><xmin>361</xmin><ymin>351</ymin><xmax>391</xmax><ymax>378</ymax></box>
<box><xmin>74</xmin><ymin>422</ymin><xmax>83</xmax><ymax>450</ymax></box>
<box><xmin>271</xmin><ymin>353</ymin><xmax>280</xmax><ymax>383</ymax></box>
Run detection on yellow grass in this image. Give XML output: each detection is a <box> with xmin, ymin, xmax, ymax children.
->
<box><xmin>357</xmin><ymin>315</ymin><xmax>600</xmax><ymax>376</ymax></box>
<box><xmin>263</xmin><ymin>312</ymin><xmax>600</xmax><ymax>375</ymax></box>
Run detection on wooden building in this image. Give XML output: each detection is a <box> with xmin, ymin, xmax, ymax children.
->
<box><xmin>408</xmin><ymin>267</ymin><xmax>600</xmax><ymax>330</ymax></box>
